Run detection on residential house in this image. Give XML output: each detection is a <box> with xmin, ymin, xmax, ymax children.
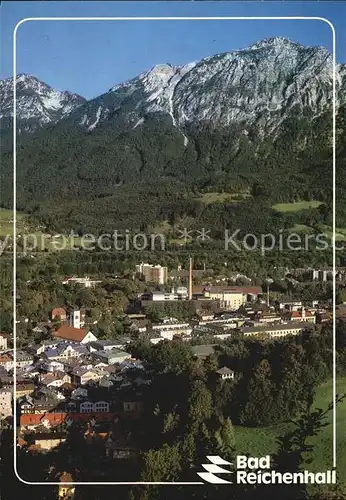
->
<box><xmin>29</xmin><ymin>340</ymin><xmax>62</xmax><ymax>356</ymax></box>
<box><xmin>19</xmin><ymin>395</ymin><xmax>60</xmax><ymax>414</ymax></box>
<box><xmin>31</xmin><ymin>324</ymin><xmax>50</xmax><ymax>337</ymax></box>
<box><xmin>43</xmin><ymin>342</ymin><xmax>88</xmax><ymax>361</ymax></box>
<box><xmin>105</xmin><ymin>435</ymin><xmax>139</xmax><ymax>460</ymax></box>
<box><xmin>0</xmin><ymin>333</ymin><xmax>8</xmax><ymax>352</ymax></box>
<box><xmin>0</xmin><ymin>387</ymin><xmax>12</xmax><ymax>419</ymax></box>
<box><xmin>41</xmin><ymin>360</ymin><xmax>65</xmax><ymax>372</ymax></box>
<box><xmin>54</xmin><ymin>325</ymin><xmax>97</xmax><ymax>344</ymax></box>
<box><xmin>15</xmin><ymin>382</ymin><xmax>35</xmax><ymax>399</ymax></box>
<box><xmin>129</xmin><ymin>319</ymin><xmax>150</xmax><ymax>334</ymax></box>
<box><xmin>93</xmin><ymin>361</ymin><xmax>109</xmax><ymax>370</ymax></box>
<box><xmin>36</xmin><ymin>386</ymin><xmax>66</xmax><ymax>401</ymax></box>
<box><xmin>216</xmin><ymin>367</ymin><xmax>235</xmax><ymax>380</ymax></box>
<box><xmin>51</xmin><ymin>307</ymin><xmax>67</xmax><ymax>322</ymax></box>
<box><xmin>15</xmin><ymin>351</ymin><xmax>33</xmax><ymax>369</ymax></box>
<box><xmin>40</xmin><ymin>371</ymin><xmax>71</xmax><ymax>388</ymax></box>
<box><xmin>92</xmin><ymin>349</ymin><xmax>131</xmax><ymax>365</ymax></box>
<box><xmin>88</xmin><ymin>338</ymin><xmax>131</xmax><ymax>352</ymax></box>
<box><xmin>284</xmin><ymin>309</ymin><xmax>316</xmax><ymax>324</ymax></box>
<box><xmin>70</xmin><ymin>387</ymin><xmax>88</xmax><ymax>400</ymax></box>
<box><xmin>279</xmin><ymin>300</ymin><xmax>303</xmax><ymax>311</ymax></box>
<box><xmin>20</xmin><ymin>412</ymin><xmax>66</xmax><ymax>431</ymax></box>
<box><xmin>58</xmin><ymin>383</ymin><xmax>76</xmax><ymax>398</ymax></box>
<box><xmin>79</xmin><ymin>400</ymin><xmax>110</xmax><ymax>413</ymax></box>
<box><xmin>71</xmin><ymin>367</ymin><xmax>103</xmax><ymax>386</ymax></box>
<box><xmin>0</xmin><ymin>353</ymin><xmax>13</xmax><ymax>371</ymax></box>
<box><xmin>0</xmin><ymin>365</ymin><xmax>12</xmax><ymax>385</ymax></box>
<box><xmin>19</xmin><ymin>366</ymin><xmax>40</xmax><ymax>379</ymax></box>
<box><xmin>22</xmin><ymin>431</ymin><xmax>67</xmax><ymax>451</ymax></box>
<box><xmin>99</xmin><ymin>377</ymin><xmax>114</xmax><ymax>388</ymax></box>
<box><xmin>58</xmin><ymin>343</ymin><xmax>88</xmax><ymax>359</ymax></box>
<box><xmin>42</xmin><ymin>347</ymin><xmax>62</xmax><ymax>361</ymax></box>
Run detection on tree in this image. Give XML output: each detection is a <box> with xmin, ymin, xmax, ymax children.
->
<box><xmin>140</xmin><ymin>443</ymin><xmax>182</xmax><ymax>482</ymax></box>
<box><xmin>188</xmin><ymin>380</ymin><xmax>213</xmax><ymax>431</ymax></box>
<box><xmin>204</xmin><ymin>353</ymin><xmax>219</xmax><ymax>373</ymax></box>
<box><xmin>214</xmin><ymin>417</ymin><xmax>235</xmax><ymax>460</ymax></box>
<box><xmin>240</xmin><ymin>359</ymin><xmax>277</xmax><ymax>426</ymax></box>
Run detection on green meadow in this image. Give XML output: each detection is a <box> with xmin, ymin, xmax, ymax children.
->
<box><xmin>234</xmin><ymin>377</ymin><xmax>346</xmax><ymax>490</ymax></box>
<box><xmin>0</xmin><ymin>208</ymin><xmax>85</xmax><ymax>251</ymax></box>
<box><xmin>272</xmin><ymin>200</ymin><xmax>323</xmax><ymax>213</ymax></box>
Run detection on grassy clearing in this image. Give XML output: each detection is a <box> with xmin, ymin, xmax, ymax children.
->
<box><xmin>289</xmin><ymin>224</ymin><xmax>315</xmax><ymax>234</ymax></box>
<box><xmin>0</xmin><ymin>208</ymin><xmax>30</xmax><ymax>237</ymax></box>
<box><xmin>321</xmin><ymin>225</ymin><xmax>346</xmax><ymax>242</ymax></box>
<box><xmin>272</xmin><ymin>200</ymin><xmax>323</xmax><ymax>213</ymax></box>
<box><xmin>289</xmin><ymin>223</ymin><xmax>346</xmax><ymax>241</ymax></box>
<box><xmin>198</xmin><ymin>192</ymin><xmax>251</xmax><ymax>205</ymax></box>
<box><xmin>152</xmin><ymin>220</ymin><xmax>172</xmax><ymax>234</ymax></box>
<box><xmin>19</xmin><ymin>233</ymin><xmax>86</xmax><ymax>251</ymax></box>
<box><xmin>234</xmin><ymin>377</ymin><xmax>346</xmax><ymax>487</ymax></box>
<box><xmin>0</xmin><ymin>208</ymin><xmax>85</xmax><ymax>252</ymax></box>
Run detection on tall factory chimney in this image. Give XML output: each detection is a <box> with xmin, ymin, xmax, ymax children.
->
<box><xmin>188</xmin><ymin>257</ymin><xmax>193</xmax><ymax>300</ymax></box>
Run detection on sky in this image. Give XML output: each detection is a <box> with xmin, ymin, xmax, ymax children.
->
<box><xmin>1</xmin><ymin>1</ymin><xmax>346</xmax><ymax>100</ymax></box>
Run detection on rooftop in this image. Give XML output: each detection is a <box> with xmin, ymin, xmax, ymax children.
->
<box><xmin>241</xmin><ymin>322</ymin><xmax>314</xmax><ymax>334</ymax></box>
<box><xmin>216</xmin><ymin>366</ymin><xmax>234</xmax><ymax>375</ymax></box>
<box><xmin>54</xmin><ymin>325</ymin><xmax>89</xmax><ymax>342</ymax></box>
<box><xmin>191</xmin><ymin>344</ymin><xmax>216</xmax><ymax>358</ymax></box>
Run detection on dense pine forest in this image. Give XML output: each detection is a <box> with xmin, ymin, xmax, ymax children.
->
<box><xmin>1</xmin><ymin>104</ymin><xmax>345</xmax><ymax>238</ymax></box>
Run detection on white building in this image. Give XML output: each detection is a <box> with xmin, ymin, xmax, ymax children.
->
<box><xmin>69</xmin><ymin>310</ymin><xmax>81</xmax><ymax>329</ymax></box>
<box><xmin>242</xmin><ymin>321</ymin><xmax>311</xmax><ymax>338</ymax></box>
<box><xmin>0</xmin><ymin>333</ymin><xmax>8</xmax><ymax>352</ymax></box>
<box><xmin>0</xmin><ymin>388</ymin><xmax>12</xmax><ymax>419</ymax></box>
<box><xmin>136</xmin><ymin>263</ymin><xmax>168</xmax><ymax>284</ymax></box>
<box><xmin>216</xmin><ymin>367</ymin><xmax>235</xmax><ymax>380</ymax></box>
<box><xmin>80</xmin><ymin>400</ymin><xmax>109</xmax><ymax>413</ymax></box>
<box><xmin>62</xmin><ymin>276</ymin><xmax>102</xmax><ymax>288</ymax></box>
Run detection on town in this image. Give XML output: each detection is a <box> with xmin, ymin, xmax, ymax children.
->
<box><xmin>1</xmin><ymin>257</ymin><xmax>345</xmax><ymax>492</ymax></box>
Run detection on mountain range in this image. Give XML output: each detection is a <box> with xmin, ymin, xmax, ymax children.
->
<box><xmin>1</xmin><ymin>36</ymin><xmax>345</xmax><ymax>237</ymax></box>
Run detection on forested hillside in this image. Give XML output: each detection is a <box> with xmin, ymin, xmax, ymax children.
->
<box><xmin>1</xmin><ymin>37</ymin><xmax>345</xmax><ymax>237</ymax></box>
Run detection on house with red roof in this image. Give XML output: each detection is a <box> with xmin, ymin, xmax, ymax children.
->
<box><xmin>20</xmin><ymin>412</ymin><xmax>67</xmax><ymax>430</ymax></box>
<box><xmin>54</xmin><ymin>325</ymin><xmax>97</xmax><ymax>344</ymax></box>
<box><xmin>51</xmin><ymin>307</ymin><xmax>67</xmax><ymax>322</ymax></box>
<box><xmin>284</xmin><ymin>308</ymin><xmax>316</xmax><ymax>324</ymax></box>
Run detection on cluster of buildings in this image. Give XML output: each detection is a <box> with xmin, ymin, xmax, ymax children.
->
<box><xmin>288</xmin><ymin>267</ymin><xmax>346</xmax><ymax>283</ymax></box>
<box><xmin>139</xmin><ymin>284</ymin><xmax>263</xmax><ymax>310</ymax></box>
<box><xmin>0</xmin><ymin>259</ymin><xmax>337</xmax><ymax>470</ymax></box>
<box><xmin>0</xmin><ymin>323</ymin><xmax>151</xmax><ymax>460</ymax></box>
<box><xmin>127</xmin><ymin>294</ymin><xmax>328</xmax><ymax>344</ymax></box>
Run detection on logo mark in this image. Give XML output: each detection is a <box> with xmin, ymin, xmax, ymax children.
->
<box><xmin>197</xmin><ymin>456</ymin><xmax>234</xmax><ymax>484</ymax></box>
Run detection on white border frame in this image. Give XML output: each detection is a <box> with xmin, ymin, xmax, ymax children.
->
<box><xmin>13</xmin><ymin>16</ymin><xmax>336</xmax><ymax>486</ymax></box>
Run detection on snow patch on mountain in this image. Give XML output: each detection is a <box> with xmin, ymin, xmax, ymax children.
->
<box><xmin>1</xmin><ymin>37</ymin><xmax>345</xmax><ymax>138</ymax></box>
<box><xmin>133</xmin><ymin>117</ymin><xmax>145</xmax><ymax>129</ymax></box>
<box><xmin>0</xmin><ymin>74</ymin><xmax>86</xmax><ymax>131</ymax></box>
<box><xmin>88</xmin><ymin>106</ymin><xmax>102</xmax><ymax>131</ymax></box>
